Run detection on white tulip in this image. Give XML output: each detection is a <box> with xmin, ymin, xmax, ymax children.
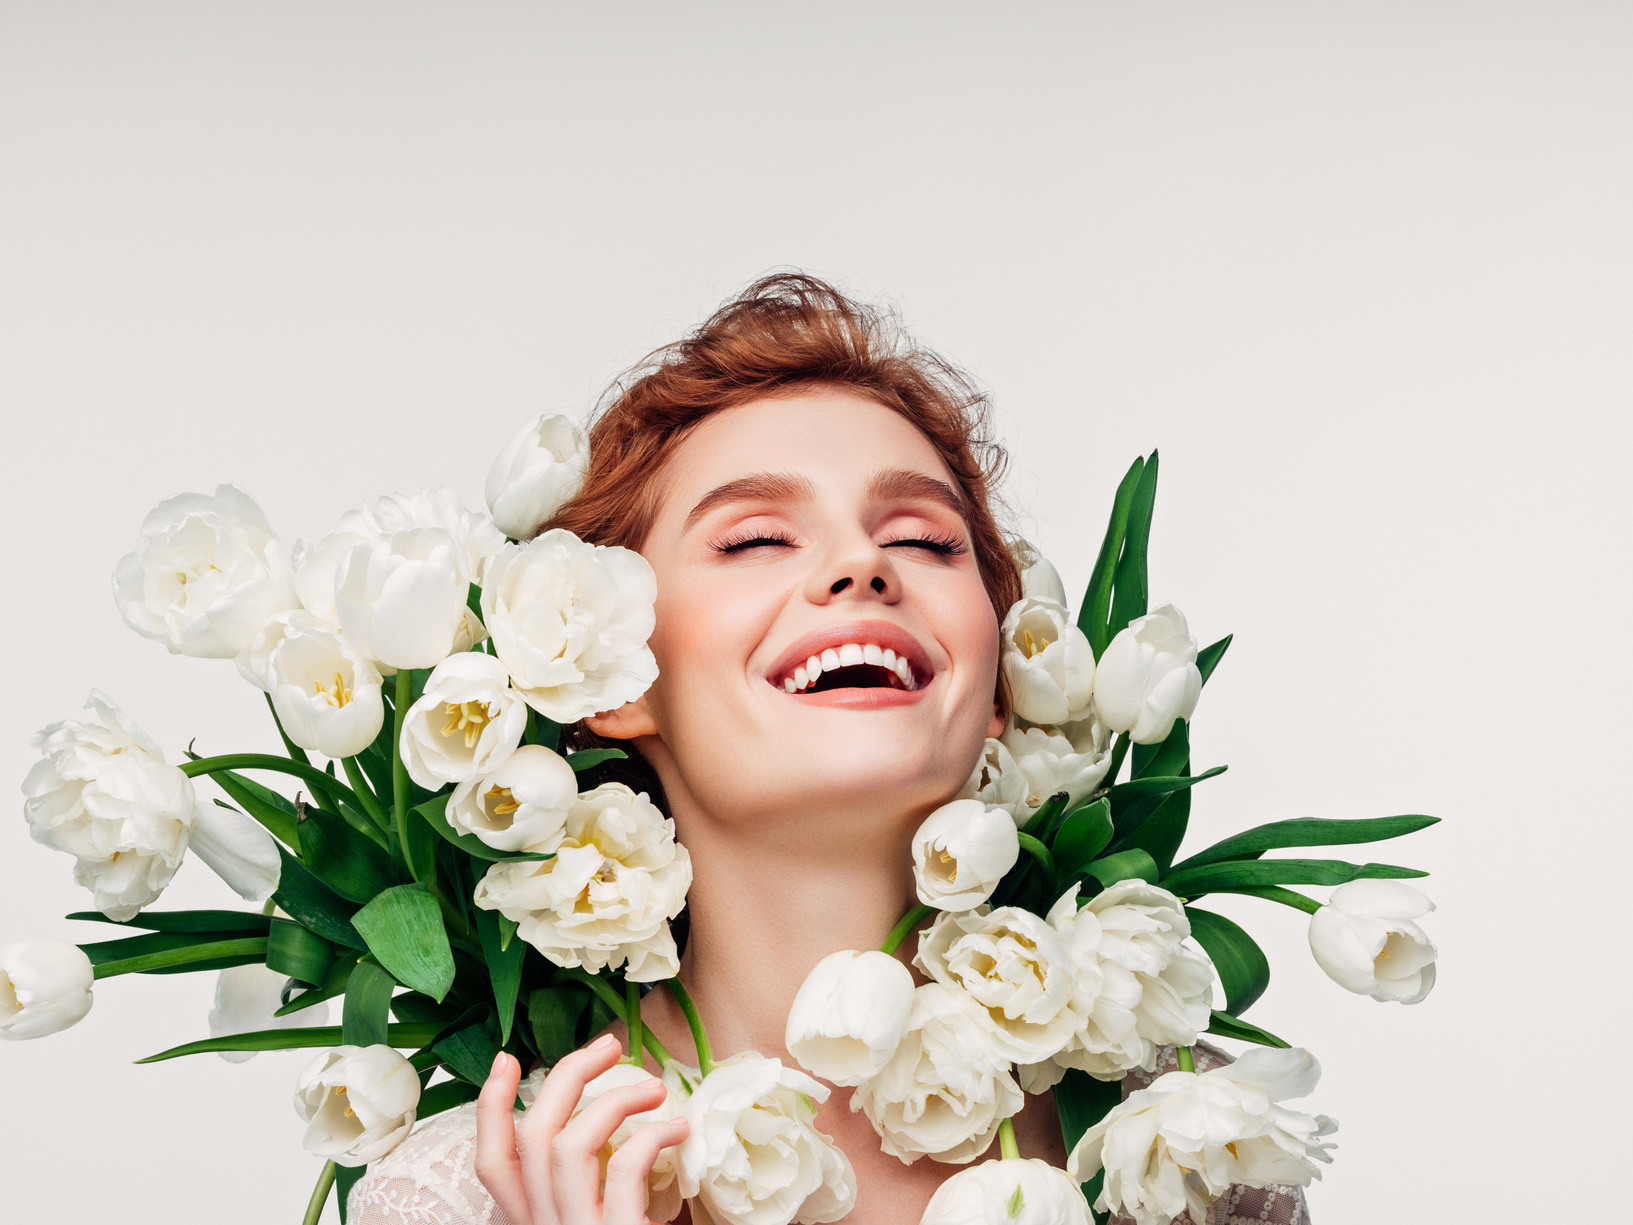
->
<box><xmin>485</xmin><ymin>413</ymin><xmax>591</xmax><ymax>540</ymax></box>
<box><xmin>1000</xmin><ymin>598</ymin><xmax>1096</xmax><ymax>726</ymax></box>
<box><xmin>1308</xmin><ymin>880</ymin><xmax>1437</xmax><ymax>1004</ymax></box>
<box><xmin>23</xmin><ymin>692</ymin><xmax>197</xmax><ymax>919</ymax></box>
<box><xmin>914</xmin><ymin>905</ymin><xmax>1079</xmax><ymax>1065</ymax></box>
<box><xmin>1091</xmin><ymin>604</ymin><xmax>1203</xmax><ymax>745</ymax></box>
<box><xmin>919</xmin><ymin>1157</ymin><xmax>1095</xmax><ymax>1225</ymax></box>
<box><xmin>1066</xmin><ymin>1047</ymin><xmax>1337</xmax><ymax>1225</ymax></box>
<box><xmin>473</xmin><ymin>783</ymin><xmax>690</xmax><ymax>981</ymax></box>
<box><xmin>447</xmin><ymin>744</ymin><xmax>578</xmax><ymax>853</ymax></box>
<box><xmin>571</xmin><ymin>1062</ymin><xmax>684</xmax><ymax>1222</ymax></box>
<box><xmin>675</xmin><ymin>1052</ymin><xmax>857</xmax><ymax>1225</ymax></box>
<box><xmin>1009</xmin><ymin>539</ymin><xmax>1069</xmax><ymax>608</ymax></box>
<box><xmin>911</xmin><ymin>800</ymin><xmax>1020</xmax><ymax>911</ymax></box>
<box><xmin>112</xmin><ymin>484</ymin><xmax>299</xmax><ymax>658</ymax></box>
<box><xmin>188</xmin><ymin>803</ymin><xmax>282</xmax><ymax>904</ymax></box>
<box><xmin>785</xmin><ymin>950</ymin><xmax>917</xmax><ymax>1086</ymax></box>
<box><xmin>239</xmin><ymin>612</ymin><xmax>386</xmax><ymax>759</ymax></box>
<box><xmin>294</xmin><ymin>1044</ymin><xmax>422</xmax><ymax>1166</ymax></box>
<box><xmin>851</xmin><ymin>984</ymin><xmax>1022</xmax><ymax>1165</ymax></box>
<box><xmin>0</xmin><ymin>940</ymin><xmax>95</xmax><ymax>1040</ymax></box>
<box><xmin>480</xmin><ymin>530</ymin><xmax>659</xmax><ymax>722</ymax></box>
<box><xmin>209</xmin><ymin>963</ymin><xmax>329</xmax><ymax>1063</ymax></box>
<box><xmin>965</xmin><ymin>718</ymin><xmax>1113</xmax><ymax>828</ymax></box>
<box><xmin>399</xmin><ymin>653</ymin><xmax>528</xmax><ymax>788</ymax></box>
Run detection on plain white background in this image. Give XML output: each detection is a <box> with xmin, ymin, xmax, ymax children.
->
<box><xmin>2</xmin><ymin>3</ymin><xmax>1628</xmax><ymax>1222</ymax></box>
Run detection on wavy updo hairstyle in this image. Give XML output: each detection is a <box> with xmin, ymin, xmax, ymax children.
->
<box><xmin>537</xmin><ymin>273</ymin><xmax>1021</xmax><ymax>778</ymax></box>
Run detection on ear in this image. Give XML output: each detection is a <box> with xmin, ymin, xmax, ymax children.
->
<box><xmin>986</xmin><ymin>703</ymin><xmax>1007</xmax><ymax>740</ymax></box>
<box><xmin>584</xmin><ymin>695</ymin><xmax>660</xmax><ymax>741</ymax></box>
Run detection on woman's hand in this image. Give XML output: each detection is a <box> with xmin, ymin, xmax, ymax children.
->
<box><xmin>474</xmin><ymin>1034</ymin><xmax>690</xmax><ymax>1225</ymax></box>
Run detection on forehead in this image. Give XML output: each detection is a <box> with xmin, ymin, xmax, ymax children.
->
<box><xmin>655</xmin><ymin>388</ymin><xmax>958</xmax><ymax>515</ymax></box>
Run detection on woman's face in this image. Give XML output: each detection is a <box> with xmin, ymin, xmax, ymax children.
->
<box><xmin>603</xmin><ymin>388</ymin><xmax>1004</xmax><ymax>840</ymax></box>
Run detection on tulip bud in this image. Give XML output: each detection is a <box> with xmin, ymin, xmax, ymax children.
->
<box><xmin>1308</xmin><ymin>879</ymin><xmax>1437</xmax><ymax>1004</ymax></box>
<box><xmin>485</xmin><ymin>413</ymin><xmax>590</xmax><ymax>540</ymax></box>
<box><xmin>910</xmin><ymin>800</ymin><xmax>1020</xmax><ymax>911</ymax></box>
<box><xmin>785</xmin><ymin>950</ymin><xmax>916</xmax><ymax>1086</ymax></box>
<box><xmin>1000</xmin><ymin>597</ymin><xmax>1096</xmax><ymax>726</ymax></box>
<box><xmin>1009</xmin><ymin>539</ymin><xmax>1069</xmax><ymax>608</ymax></box>
<box><xmin>0</xmin><ymin>939</ymin><xmax>95</xmax><ymax>1040</ymax></box>
<box><xmin>294</xmin><ymin>1044</ymin><xmax>422</xmax><ymax>1166</ymax></box>
<box><xmin>237</xmin><ymin>612</ymin><xmax>386</xmax><ymax>759</ymax></box>
<box><xmin>1091</xmin><ymin>604</ymin><xmax>1203</xmax><ymax>744</ymax></box>
<box><xmin>209</xmin><ymin>963</ymin><xmax>328</xmax><ymax>1063</ymax></box>
<box><xmin>919</xmin><ymin>1157</ymin><xmax>1094</xmax><ymax>1225</ymax></box>
<box><xmin>447</xmin><ymin>743</ymin><xmax>578</xmax><ymax>853</ymax></box>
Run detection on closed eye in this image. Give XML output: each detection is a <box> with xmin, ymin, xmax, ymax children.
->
<box><xmin>713</xmin><ymin>531</ymin><xmax>797</xmax><ymax>554</ymax></box>
<box><xmin>882</xmin><ymin>534</ymin><xmax>968</xmax><ymax>557</ymax></box>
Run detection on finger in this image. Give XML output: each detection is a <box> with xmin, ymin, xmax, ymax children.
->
<box><xmin>551</xmin><ymin>1080</ymin><xmax>670</xmax><ymax>1222</ymax></box>
<box><xmin>602</xmin><ymin>1116</ymin><xmax>690</xmax><ymax>1223</ymax></box>
<box><xmin>517</xmin><ymin>1034</ymin><xmax>624</xmax><ymax>1215</ymax></box>
<box><xmin>474</xmin><ymin>1052</ymin><xmax>532</xmax><ymax>1225</ymax></box>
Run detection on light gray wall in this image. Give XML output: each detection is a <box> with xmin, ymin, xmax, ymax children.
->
<box><xmin>2</xmin><ymin>3</ymin><xmax>1627</xmax><ymax>1221</ymax></box>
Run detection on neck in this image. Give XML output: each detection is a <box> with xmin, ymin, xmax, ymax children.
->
<box><xmin>658</xmin><ymin>797</ymin><xmax>920</xmax><ymax>1065</ymax></box>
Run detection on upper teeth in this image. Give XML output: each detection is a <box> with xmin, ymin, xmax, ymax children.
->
<box><xmin>781</xmin><ymin>643</ymin><xmax>917</xmax><ymax>693</ymax></box>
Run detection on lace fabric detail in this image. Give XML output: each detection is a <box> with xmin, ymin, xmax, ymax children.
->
<box><xmin>1106</xmin><ymin>1044</ymin><xmax>1311</xmax><ymax>1225</ymax></box>
<box><xmin>348</xmin><ymin>1054</ymin><xmax>1311</xmax><ymax>1224</ymax></box>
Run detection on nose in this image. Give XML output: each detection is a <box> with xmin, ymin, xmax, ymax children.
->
<box><xmin>806</xmin><ymin>534</ymin><xmax>900</xmax><ymax>605</ymax></box>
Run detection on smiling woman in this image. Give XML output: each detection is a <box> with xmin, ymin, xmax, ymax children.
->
<box><xmin>338</xmin><ymin>277</ymin><xmax>1315</xmax><ymax>1225</ymax></box>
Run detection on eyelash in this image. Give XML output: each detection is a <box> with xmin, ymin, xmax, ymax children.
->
<box><xmin>712</xmin><ymin>531</ymin><xmax>967</xmax><ymax>556</ymax></box>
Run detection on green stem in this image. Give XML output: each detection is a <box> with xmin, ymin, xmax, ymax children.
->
<box><xmin>880</xmin><ymin>904</ymin><xmax>935</xmax><ymax>956</ymax></box>
<box><xmin>264</xmin><ymin>694</ymin><xmax>311</xmax><ymax>766</ymax></box>
<box><xmin>1176</xmin><ymin>1044</ymin><xmax>1195</xmax><ymax>1073</ymax></box>
<box><xmin>181</xmin><ymin>754</ymin><xmax>362</xmax><ymax>811</ymax></box>
<box><xmin>627</xmin><ymin>980</ymin><xmax>644</xmax><ymax>1067</ymax></box>
<box><xmin>302</xmin><ymin>1160</ymin><xmax>337</xmax><ymax>1225</ymax></box>
<box><xmin>559</xmin><ymin>969</ymin><xmax>675</xmax><ymax>1072</ymax></box>
<box><xmin>93</xmin><ymin>937</ymin><xmax>268</xmax><ymax>979</ymax></box>
<box><xmin>393</xmin><ymin>670</ymin><xmax>412</xmax><ymax>873</ymax></box>
<box><xmin>1104</xmin><ymin>732</ymin><xmax>1132</xmax><ymax>788</ymax></box>
<box><xmin>998</xmin><ymin>1115</ymin><xmax>1020</xmax><ymax>1161</ymax></box>
<box><xmin>665</xmin><ymin>977</ymin><xmax>713</xmax><ymax>1078</ymax></box>
<box><xmin>1015</xmin><ymin>832</ymin><xmax>1056</xmax><ymax>880</ymax></box>
<box><xmin>1222</xmin><ymin>885</ymin><xmax>1323</xmax><ymax>914</ymax></box>
<box><xmin>341</xmin><ymin>757</ymin><xmax>391</xmax><ymax>831</ymax></box>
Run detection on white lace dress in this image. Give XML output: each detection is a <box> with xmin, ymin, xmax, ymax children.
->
<box><xmin>347</xmin><ymin>1046</ymin><xmax>1310</xmax><ymax>1225</ymax></box>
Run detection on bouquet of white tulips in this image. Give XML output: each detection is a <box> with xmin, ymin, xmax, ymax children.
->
<box><xmin>5</xmin><ymin>429</ymin><xmax>1440</xmax><ymax>1225</ymax></box>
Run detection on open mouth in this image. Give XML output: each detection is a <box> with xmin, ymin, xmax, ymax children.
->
<box><xmin>778</xmin><ymin>642</ymin><xmax>921</xmax><ymax>694</ymax></box>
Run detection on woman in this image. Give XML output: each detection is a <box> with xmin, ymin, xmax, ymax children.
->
<box><xmin>347</xmin><ymin>275</ymin><xmax>1309</xmax><ymax>1225</ymax></box>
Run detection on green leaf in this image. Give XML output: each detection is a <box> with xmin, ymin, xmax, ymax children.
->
<box><xmin>1054</xmin><ymin>1065</ymin><xmax>1122</xmax><ymax>1218</ymax></box>
<box><xmin>1081</xmin><ymin>848</ymin><xmax>1159</xmax><ymax>889</ymax></box>
<box><xmin>1107</xmin><ymin>451</ymin><xmax>1159</xmax><ymax>641</ymax></box>
<box><xmin>1186</xmin><ymin>908</ymin><xmax>1270</xmax><ymax>1015</ymax></box>
<box><xmin>1206</xmin><ymin>1009</ymin><xmax>1289</xmax><ymax>1048</ymax></box>
<box><xmin>1161</xmin><ymin>858</ymin><xmax>1428</xmax><ymax>897</ymax></box>
<box><xmin>1196</xmin><ymin>634</ymin><xmax>1232</xmax><ymax>686</ymax></box>
<box><xmin>66</xmin><ymin>909</ymin><xmax>271</xmax><ymax>935</ymax></box>
<box><xmin>1051</xmin><ymin>799</ymin><xmax>1113</xmax><ymax>878</ymax></box>
<box><xmin>276</xmin><ymin>955</ymin><xmax>357</xmax><ymax>1017</ymax></box>
<box><xmin>565</xmin><ymin>748</ymin><xmax>628</xmax><ymax>772</ymax></box>
<box><xmin>298</xmin><ymin>807</ymin><xmax>397</xmax><ymax>903</ymax></box>
<box><xmin>476</xmin><ymin>905</ymin><xmax>526</xmax><ymax>1045</ymax></box>
<box><xmin>523</xmin><ymin>707</ymin><xmax>563</xmax><ymax>752</ymax></box>
<box><xmin>414</xmin><ymin>793</ymin><xmax>556</xmax><ymax>863</ymax></box>
<box><xmin>1119</xmin><ymin>787</ymin><xmax>1192</xmax><ymax>873</ymax></box>
<box><xmin>85</xmin><ymin>933</ymin><xmax>267</xmax><ymax>978</ymax></box>
<box><xmin>209</xmin><ymin>769</ymin><xmax>300</xmax><ymax>849</ymax></box>
<box><xmin>403</xmin><ymin>799</ymin><xmax>442</xmax><ymax>883</ymax></box>
<box><xmin>265</xmin><ymin>918</ymin><xmax>335</xmax><ymax>986</ymax></box>
<box><xmin>342</xmin><ymin>959</ymin><xmax>398</xmax><ymax>1046</ymax></box>
<box><xmin>335</xmin><ymin>1165</ymin><xmax>366</xmax><ymax>1225</ymax></box>
<box><xmin>529</xmin><ymin>986</ymin><xmax>590</xmax><ymax>1065</ymax></box>
<box><xmin>1079</xmin><ymin>456</ymin><xmax>1145</xmax><ymax>658</ymax></box>
<box><xmin>1107</xmin><ymin>765</ymin><xmax>1226</xmax><ymax>807</ymax></box>
<box><xmin>434</xmin><ymin>1023</ymin><xmax>500</xmax><ymax>1086</ymax></box>
<box><xmin>351</xmin><ymin>885</ymin><xmax>456</xmax><ymax>1002</ymax></box>
<box><xmin>1169</xmin><ymin>815</ymin><xmax>1441</xmax><ymax>874</ymax></box>
<box><xmin>419</xmin><ymin>1079</ymin><xmax>482</xmax><ymax>1120</ymax></box>
<box><xmin>1131</xmin><ymin>719</ymin><xmax>1189</xmax><ymax>782</ymax></box>
<box><xmin>1019</xmin><ymin>791</ymin><xmax>1072</xmax><ymax>843</ymax></box>
<box><xmin>136</xmin><ymin>1022</ymin><xmax>443</xmax><ymax>1063</ymax></box>
<box><xmin>272</xmin><ymin>847</ymin><xmax>367</xmax><ymax>950</ymax></box>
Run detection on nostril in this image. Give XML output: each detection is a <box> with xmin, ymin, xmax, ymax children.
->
<box><xmin>870</xmin><ymin>576</ymin><xmax>886</xmax><ymax>593</ymax></box>
<box><xmin>830</xmin><ymin>577</ymin><xmax>852</xmax><ymax>594</ymax></box>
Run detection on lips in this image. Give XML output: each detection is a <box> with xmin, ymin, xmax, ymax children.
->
<box><xmin>766</xmin><ymin>621</ymin><xmax>935</xmax><ymax>697</ymax></box>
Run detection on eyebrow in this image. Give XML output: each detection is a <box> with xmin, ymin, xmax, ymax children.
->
<box><xmin>867</xmin><ymin>468</ymin><xmax>968</xmax><ymax>519</ymax></box>
<box><xmin>683</xmin><ymin>471</ymin><xmax>817</xmax><ymax>531</ymax></box>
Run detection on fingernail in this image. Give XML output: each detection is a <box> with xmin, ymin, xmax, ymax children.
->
<box><xmin>491</xmin><ymin>1052</ymin><xmax>507</xmax><ymax>1075</ymax></box>
<box><xmin>594</xmin><ymin>1033</ymin><xmax>619</xmax><ymax>1051</ymax></box>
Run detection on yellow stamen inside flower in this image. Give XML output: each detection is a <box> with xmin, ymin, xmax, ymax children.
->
<box><xmin>109</xmin><ymin>851</ymin><xmax>121</xmax><ymax>862</ymax></box>
<box><xmin>443</xmin><ymin>700</ymin><xmax>498</xmax><ymax>748</ymax></box>
<box><xmin>486</xmin><ymin>785</ymin><xmax>520</xmax><ymax>816</ymax></box>
<box><xmin>314</xmin><ymin>671</ymin><xmax>353</xmax><ymax>709</ymax></box>
<box><xmin>1021</xmin><ymin>629</ymin><xmax>1052</xmax><ymax>658</ymax></box>
<box><xmin>1377</xmin><ymin>949</ymin><xmax>1389</xmax><ymax>958</ymax></box>
<box><xmin>1226</xmin><ymin>1142</ymin><xmax>1239</xmax><ymax>1158</ymax></box>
